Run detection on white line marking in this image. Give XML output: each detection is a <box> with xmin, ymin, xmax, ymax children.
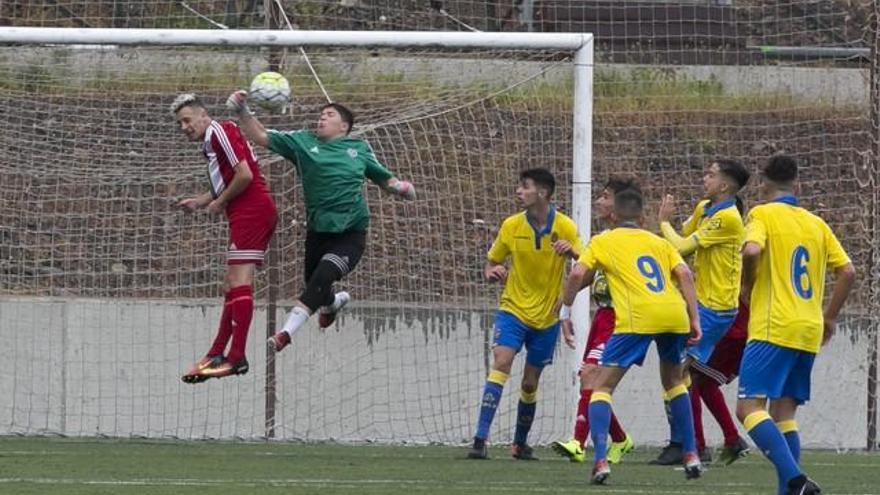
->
<box><xmin>0</xmin><ymin>477</ymin><xmax>762</xmax><ymax>493</ymax></box>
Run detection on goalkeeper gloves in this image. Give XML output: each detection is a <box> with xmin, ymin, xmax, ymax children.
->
<box><xmin>226</xmin><ymin>90</ymin><xmax>253</xmax><ymax>116</ymax></box>
<box><xmin>389</xmin><ymin>180</ymin><xmax>416</xmax><ymax>200</ymax></box>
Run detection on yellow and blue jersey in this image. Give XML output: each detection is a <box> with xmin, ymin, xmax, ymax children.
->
<box><xmin>680</xmin><ymin>199</ymin><xmax>745</xmax><ymax>311</ymax></box>
<box><xmin>488</xmin><ymin>208</ymin><xmax>583</xmax><ymax>329</ymax></box>
<box><xmin>577</xmin><ymin>227</ymin><xmax>690</xmax><ymax>334</ymax></box>
<box><xmin>744</xmin><ymin>196</ymin><xmax>851</xmax><ymax>353</ymax></box>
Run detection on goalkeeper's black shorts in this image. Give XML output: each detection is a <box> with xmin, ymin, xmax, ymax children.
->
<box><xmin>303</xmin><ymin>229</ymin><xmax>367</xmax><ymax>280</ymax></box>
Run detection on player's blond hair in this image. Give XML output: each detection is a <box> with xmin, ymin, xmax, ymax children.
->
<box><xmin>170</xmin><ymin>93</ymin><xmax>204</xmax><ymax>115</ymax></box>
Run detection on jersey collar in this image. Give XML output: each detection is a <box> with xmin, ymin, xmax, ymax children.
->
<box><xmin>771</xmin><ymin>195</ymin><xmax>799</xmax><ymax>206</ymax></box>
<box><xmin>526</xmin><ymin>206</ymin><xmax>556</xmax><ymax>249</ymax></box>
<box><xmin>702</xmin><ymin>198</ymin><xmax>736</xmax><ymax>218</ymax></box>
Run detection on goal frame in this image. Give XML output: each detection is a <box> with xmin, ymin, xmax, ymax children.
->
<box><xmin>0</xmin><ymin>28</ymin><xmax>593</xmax><ymax>237</ymax></box>
<box><xmin>0</xmin><ymin>26</ymin><xmax>594</xmax><ymax>439</ymax></box>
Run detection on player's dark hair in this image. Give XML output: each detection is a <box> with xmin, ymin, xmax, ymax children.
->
<box><xmin>714</xmin><ymin>159</ymin><xmax>750</xmax><ymax>190</ymax></box>
<box><xmin>604</xmin><ymin>176</ymin><xmax>641</xmax><ymax>195</ymax></box>
<box><xmin>763</xmin><ymin>154</ymin><xmax>798</xmax><ymax>185</ymax></box>
<box><xmin>322</xmin><ymin>103</ymin><xmax>355</xmax><ymax>134</ymax></box>
<box><xmin>520</xmin><ymin>168</ymin><xmax>556</xmax><ymax>197</ymax></box>
<box><xmin>614</xmin><ymin>187</ymin><xmax>643</xmax><ymax>220</ymax></box>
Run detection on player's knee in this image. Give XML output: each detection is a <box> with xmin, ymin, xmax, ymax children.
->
<box><xmin>225</xmin><ymin>273</ymin><xmax>247</xmax><ymax>289</ymax></box>
<box><xmin>659</xmin><ymin>365</ymin><xmax>684</xmax><ymax>390</ymax></box>
<box><xmin>580</xmin><ymin>364</ymin><xmax>600</xmax><ymax>388</ymax></box>
<box><xmin>521</xmin><ymin>377</ymin><xmax>540</xmax><ymax>394</ymax></box>
<box><xmin>299</xmin><ymin>260</ymin><xmax>343</xmax><ymax>312</ymax></box>
<box><xmin>579</xmin><ymin>373</ymin><xmax>592</xmax><ymax>390</ymax></box>
<box><xmin>491</xmin><ymin>348</ymin><xmax>515</xmax><ymax>373</ymax></box>
<box><xmin>491</xmin><ymin>360</ymin><xmax>513</xmax><ymax>375</ymax></box>
<box><xmin>768</xmin><ymin>399</ymin><xmax>797</xmax><ymax>422</ymax></box>
<box><xmin>225</xmin><ymin>264</ymin><xmax>254</xmax><ymax>289</ymax></box>
<box><xmin>735</xmin><ymin>401</ymin><xmax>757</xmax><ymax>423</ymax></box>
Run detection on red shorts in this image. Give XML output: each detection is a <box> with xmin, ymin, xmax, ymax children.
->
<box><xmin>581</xmin><ymin>307</ymin><xmax>615</xmax><ymax>368</ymax></box>
<box><xmin>691</xmin><ymin>334</ymin><xmax>746</xmax><ymax>385</ymax></box>
<box><xmin>227</xmin><ymin>209</ymin><xmax>277</xmax><ymax>266</ymax></box>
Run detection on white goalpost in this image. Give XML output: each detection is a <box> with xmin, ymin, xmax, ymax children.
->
<box><xmin>0</xmin><ymin>27</ymin><xmax>595</xmax><ymax>444</ymax></box>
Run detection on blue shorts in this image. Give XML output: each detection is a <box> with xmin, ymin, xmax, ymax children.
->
<box><xmin>493</xmin><ymin>311</ymin><xmax>559</xmax><ymax>368</ymax></box>
<box><xmin>738</xmin><ymin>341</ymin><xmax>815</xmax><ymax>405</ymax></box>
<box><xmin>600</xmin><ymin>333</ymin><xmax>689</xmax><ymax>368</ymax></box>
<box><xmin>687</xmin><ymin>304</ymin><xmax>737</xmax><ymax>364</ymax></box>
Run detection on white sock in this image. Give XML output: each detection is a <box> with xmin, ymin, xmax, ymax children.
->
<box><xmin>321</xmin><ymin>291</ymin><xmax>350</xmax><ymax>314</ymax></box>
<box><xmin>281</xmin><ymin>306</ymin><xmax>310</xmax><ymax>337</ymax></box>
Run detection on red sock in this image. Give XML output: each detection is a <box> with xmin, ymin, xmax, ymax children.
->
<box><xmin>225</xmin><ymin>285</ymin><xmax>254</xmax><ymax>364</ymax></box>
<box><xmin>574</xmin><ymin>388</ymin><xmax>592</xmax><ymax>447</ymax></box>
<box><xmin>700</xmin><ymin>380</ymin><xmax>739</xmax><ymax>446</ymax></box>
<box><xmin>609</xmin><ymin>412</ymin><xmax>626</xmax><ymax>443</ymax></box>
<box><xmin>690</xmin><ymin>385</ymin><xmax>705</xmax><ymax>451</ymax></box>
<box><xmin>206</xmin><ymin>290</ymin><xmax>234</xmax><ymax>357</ymax></box>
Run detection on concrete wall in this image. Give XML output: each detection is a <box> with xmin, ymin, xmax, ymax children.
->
<box><xmin>1</xmin><ymin>46</ymin><xmax>869</xmax><ymax>109</ymax></box>
<box><xmin>0</xmin><ymin>296</ymin><xmax>871</xmax><ymax>448</ymax></box>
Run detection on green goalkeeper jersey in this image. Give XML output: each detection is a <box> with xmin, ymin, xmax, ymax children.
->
<box><xmin>267</xmin><ymin>129</ymin><xmax>394</xmax><ymax>233</ymax></box>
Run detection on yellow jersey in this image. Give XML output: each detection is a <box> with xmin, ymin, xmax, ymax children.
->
<box><xmin>744</xmin><ymin>197</ymin><xmax>851</xmax><ymax>353</ymax></box>
<box><xmin>488</xmin><ymin>208</ymin><xmax>583</xmax><ymax>329</ymax></box>
<box><xmin>679</xmin><ymin>199</ymin><xmax>745</xmax><ymax>311</ymax></box>
<box><xmin>578</xmin><ymin>227</ymin><xmax>690</xmax><ymax>334</ymax></box>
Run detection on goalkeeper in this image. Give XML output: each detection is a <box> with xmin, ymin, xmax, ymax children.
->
<box><xmin>226</xmin><ymin>91</ymin><xmax>416</xmax><ymax>352</ymax></box>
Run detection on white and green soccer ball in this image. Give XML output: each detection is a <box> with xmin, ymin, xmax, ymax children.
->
<box><xmin>248</xmin><ymin>71</ymin><xmax>291</xmax><ymax>112</ymax></box>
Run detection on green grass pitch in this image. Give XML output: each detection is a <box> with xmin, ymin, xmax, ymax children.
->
<box><xmin>0</xmin><ymin>437</ymin><xmax>877</xmax><ymax>494</ymax></box>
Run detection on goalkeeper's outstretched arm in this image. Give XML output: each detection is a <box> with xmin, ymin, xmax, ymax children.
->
<box><xmin>226</xmin><ymin>90</ymin><xmax>269</xmax><ymax>148</ymax></box>
<box><xmin>364</xmin><ymin>147</ymin><xmax>416</xmax><ymax>200</ymax></box>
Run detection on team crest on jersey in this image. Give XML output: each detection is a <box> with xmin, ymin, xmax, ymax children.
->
<box><xmin>347</xmin><ymin>148</ymin><xmax>358</xmax><ymax>159</ymax></box>
<box><xmin>550</xmin><ymin>232</ymin><xmax>559</xmax><ymax>243</ymax></box>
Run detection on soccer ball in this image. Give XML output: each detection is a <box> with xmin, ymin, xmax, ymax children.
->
<box><xmin>248</xmin><ymin>71</ymin><xmax>291</xmax><ymax>112</ymax></box>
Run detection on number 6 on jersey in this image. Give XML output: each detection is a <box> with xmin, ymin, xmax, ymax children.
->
<box><xmin>790</xmin><ymin>245</ymin><xmax>812</xmax><ymax>299</ymax></box>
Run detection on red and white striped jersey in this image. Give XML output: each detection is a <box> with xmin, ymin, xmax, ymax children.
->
<box><xmin>202</xmin><ymin>120</ymin><xmax>275</xmax><ymax>219</ymax></box>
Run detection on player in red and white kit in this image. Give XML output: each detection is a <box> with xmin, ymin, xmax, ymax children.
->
<box><xmin>171</xmin><ymin>93</ymin><xmax>278</xmax><ymax>383</ymax></box>
<box><xmin>553</xmin><ymin>178</ymin><xmax>636</xmax><ymax>464</ymax></box>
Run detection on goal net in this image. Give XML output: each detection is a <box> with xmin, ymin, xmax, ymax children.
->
<box><xmin>0</xmin><ymin>16</ymin><xmax>876</xmax><ymax>450</ymax></box>
<box><xmin>0</xmin><ymin>29</ymin><xmax>594</xmax><ymax>445</ymax></box>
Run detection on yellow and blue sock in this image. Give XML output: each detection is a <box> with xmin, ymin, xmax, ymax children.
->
<box><xmin>588</xmin><ymin>392</ymin><xmax>613</xmax><ymax>463</ymax></box>
<box><xmin>663</xmin><ymin>390</ymin><xmax>682</xmax><ymax>447</ymax></box>
<box><xmin>777</xmin><ymin>420</ymin><xmax>800</xmax><ymax>462</ymax></box>
<box><xmin>744</xmin><ymin>411</ymin><xmax>801</xmax><ymax>493</ymax></box>
<box><xmin>776</xmin><ymin>420</ymin><xmax>801</xmax><ymax>495</ymax></box>
<box><xmin>666</xmin><ymin>384</ymin><xmax>696</xmax><ymax>453</ymax></box>
<box><xmin>513</xmin><ymin>389</ymin><xmax>537</xmax><ymax>446</ymax></box>
<box><xmin>475</xmin><ymin>370</ymin><xmax>508</xmax><ymax>440</ymax></box>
